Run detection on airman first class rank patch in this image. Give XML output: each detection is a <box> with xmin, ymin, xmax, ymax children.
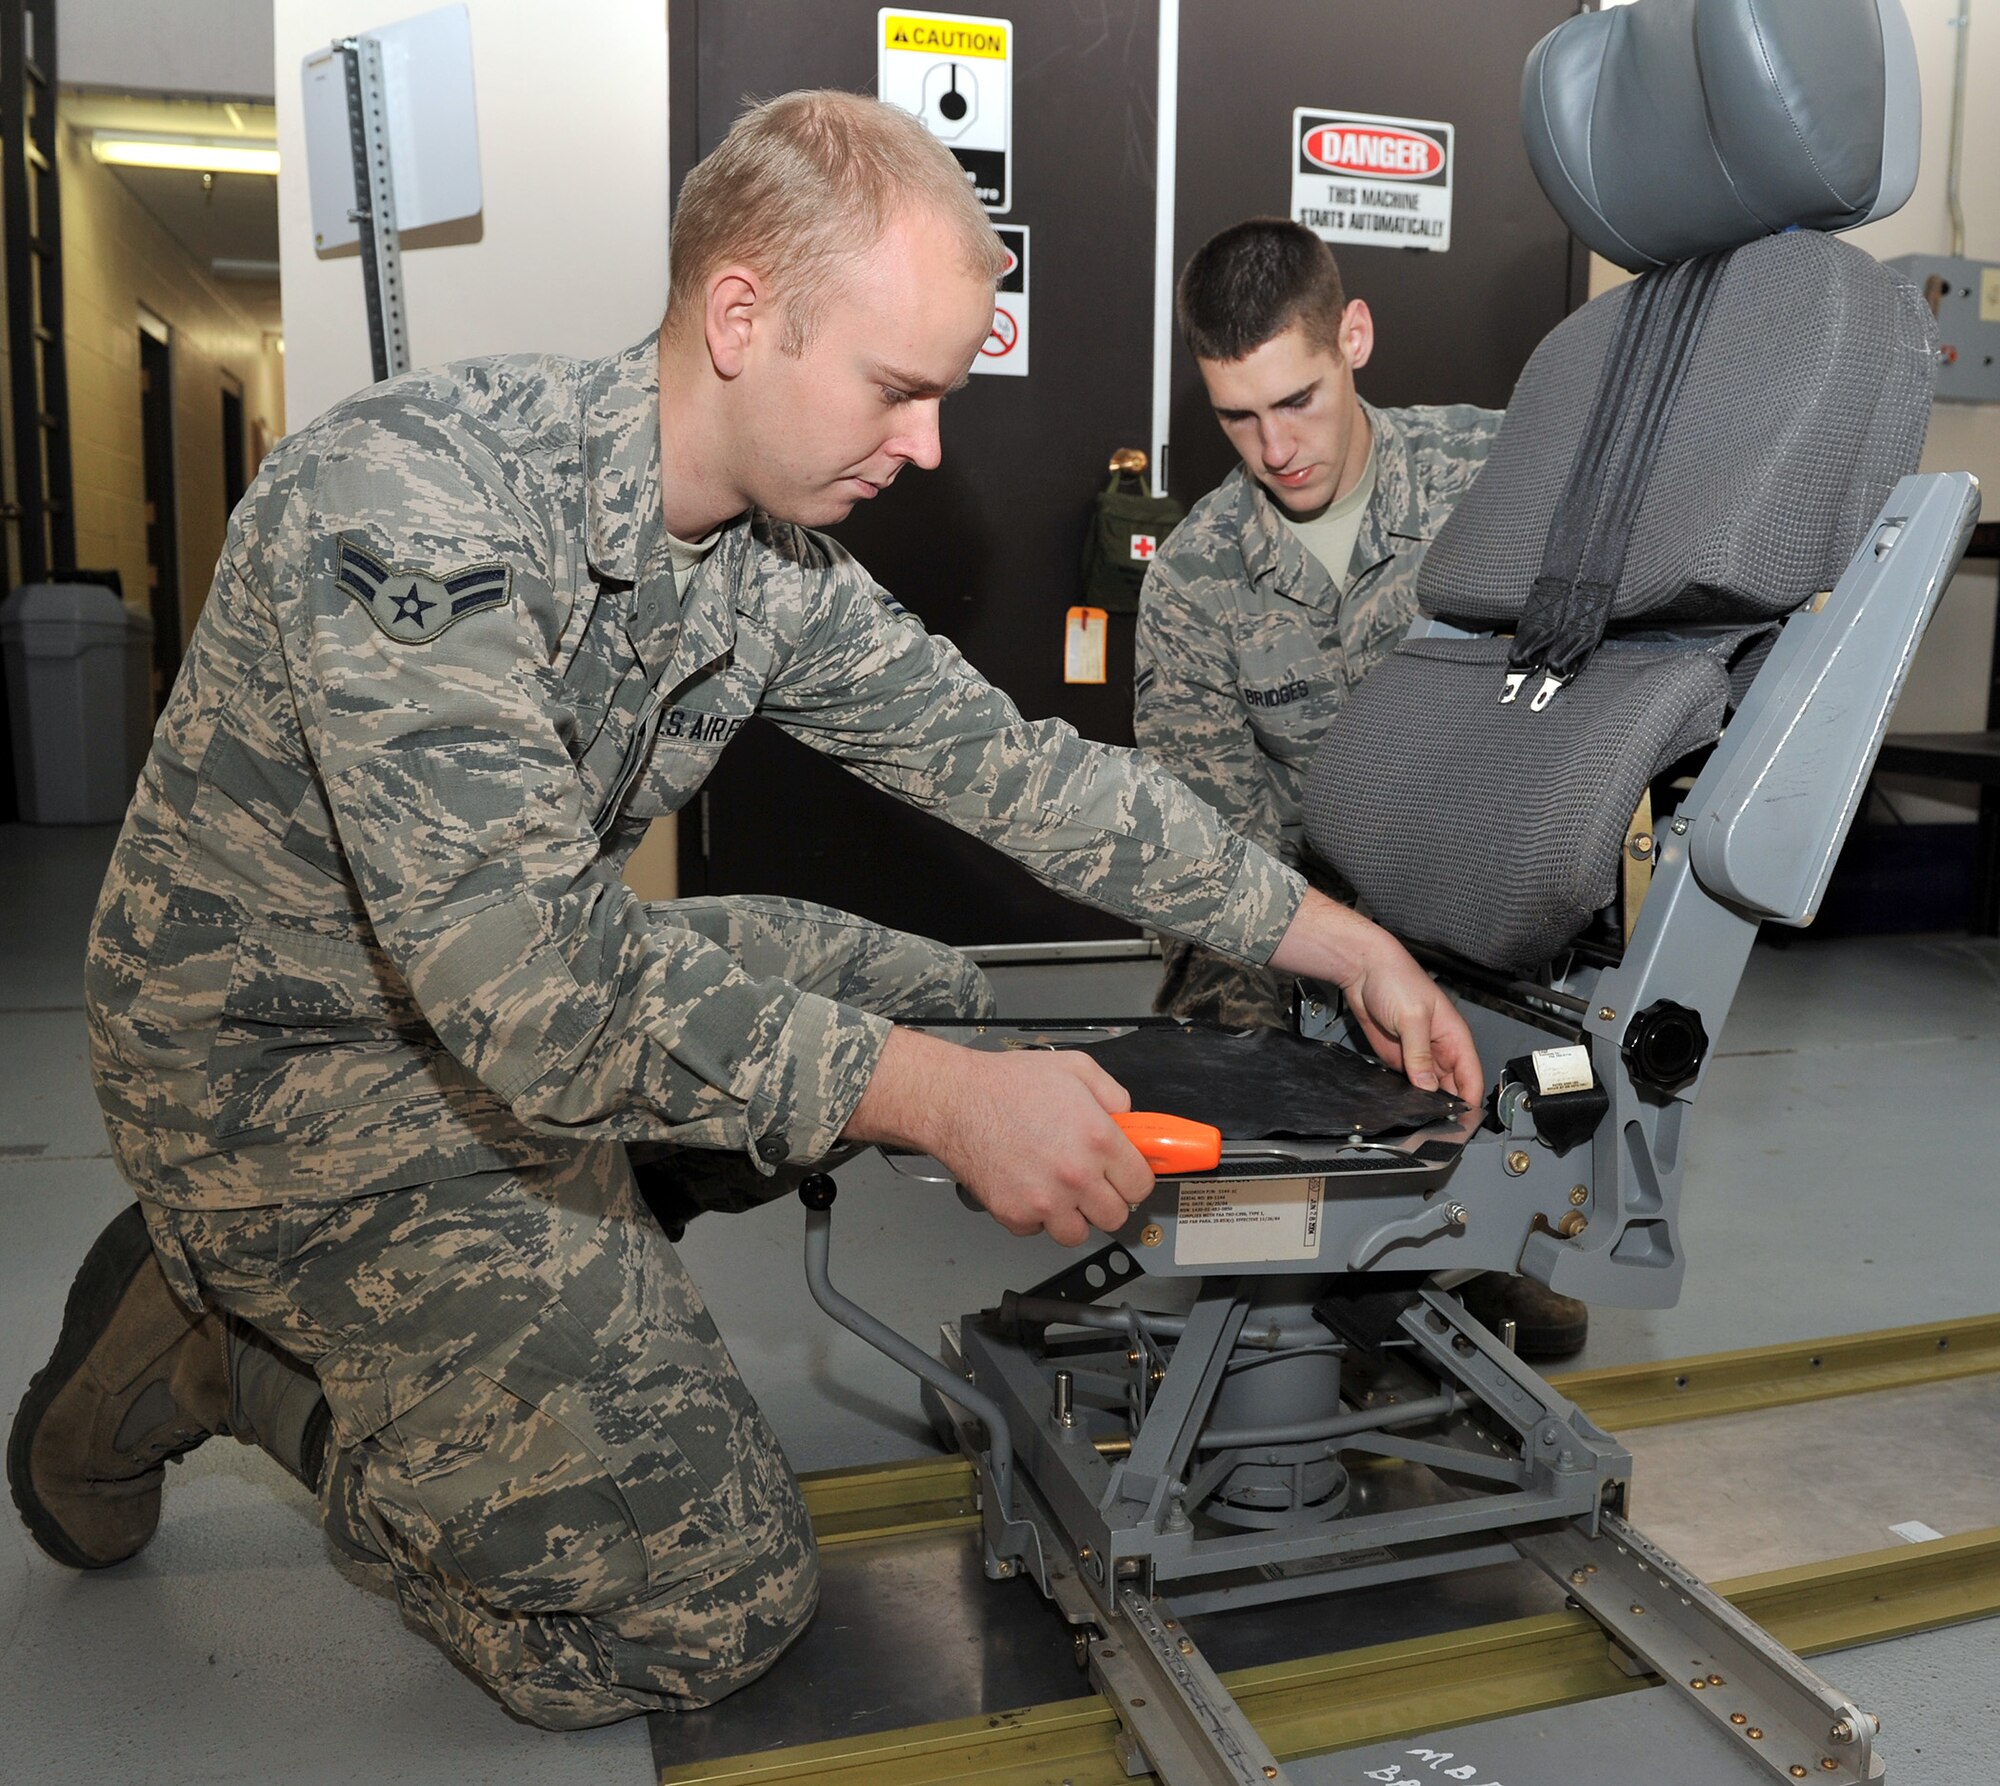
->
<box><xmin>336</xmin><ymin>534</ymin><xmax>512</xmax><ymax>645</ymax></box>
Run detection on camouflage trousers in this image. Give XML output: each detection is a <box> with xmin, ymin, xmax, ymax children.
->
<box><xmin>1154</xmin><ymin>863</ymin><xmax>1357</xmax><ymax>1031</ymax></box>
<box><xmin>138</xmin><ymin>895</ymin><xmax>993</xmax><ymax>1729</ymax></box>
<box><xmin>1153</xmin><ymin>936</ymin><xmax>1292</xmax><ymax>1031</ymax></box>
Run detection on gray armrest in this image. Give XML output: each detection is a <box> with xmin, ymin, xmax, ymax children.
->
<box><xmin>1686</xmin><ymin>472</ymin><xmax>1980</xmax><ymax>923</ymax></box>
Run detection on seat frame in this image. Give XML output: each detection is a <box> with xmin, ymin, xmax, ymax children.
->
<box><xmin>795</xmin><ymin>474</ymin><xmax>1974</xmax><ymax>1785</ymax></box>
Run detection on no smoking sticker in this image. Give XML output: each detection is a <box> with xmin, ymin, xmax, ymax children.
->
<box><xmin>972</xmin><ymin>223</ymin><xmax>1028</xmax><ymax>377</ymax></box>
<box><xmin>879</xmin><ymin>9</ymin><xmax>1012</xmax><ymax>211</ymax></box>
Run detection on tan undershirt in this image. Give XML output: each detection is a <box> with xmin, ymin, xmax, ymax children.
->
<box><xmin>666</xmin><ymin>525</ymin><xmax>721</xmax><ymax>602</ymax></box>
<box><xmin>1280</xmin><ymin>434</ymin><xmax>1378</xmax><ymax>588</ymax></box>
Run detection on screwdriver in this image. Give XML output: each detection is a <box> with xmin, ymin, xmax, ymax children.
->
<box><xmin>1113</xmin><ymin>1111</ymin><xmax>1223</xmax><ymax>1174</ymax></box>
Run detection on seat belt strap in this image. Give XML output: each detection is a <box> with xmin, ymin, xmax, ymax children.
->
<box><xmin>1505</xmin><ymin>248</ymin><xmax>1733</xmax><ymax>709</ymax></box>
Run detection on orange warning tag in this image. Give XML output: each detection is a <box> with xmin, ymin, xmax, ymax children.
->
<box><xmin>1064</xmin><ymin>605</ymin><xmax>1108</xmax><ymax>684</ymax></box>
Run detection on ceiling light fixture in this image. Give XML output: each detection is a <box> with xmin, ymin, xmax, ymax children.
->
<box><xmin>90</xmin><ymin>134</ymin><xmax>279</xmax><ymax>177</ymax></box>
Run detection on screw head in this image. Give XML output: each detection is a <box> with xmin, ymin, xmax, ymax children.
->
<box><xmin>1708</xmin><ymin>1675</ymin><xmax>1724</xmax><ymax>1687</ymax></box>
<box><xmin>1671</xmin><ymin>816</ymin><xmax>1689</xmax><ymax>834</ymax></box>
<box><xmin>1557</xmin><ymin>1212</ymin><xmax>1587</xmax><ymax>1238</ymax></box>
<box><xmin>1747</xmin><ymin>1728</ymin><xmax>1764</xmax><ymax>1741</ymax></box>
<box><xmin>1570</xmin><ymin>1185</ymin><xmax>1589</xmax><ymax>1206</ymax></box>
<box><xmin>1790</xmin><ymin>1768</ymin><xmax>1809</xmax><ymax>1779</ymax></box>
<box><xmin>1829</xmin><ymin>1722</ymin><xmax>1853</xmax><ymax>1744</ymax></box>
<box><xmin>1506</xmin><ymin>1149</ymin><xmax>1532</xmax><ymax>1175</ymax></box>
<box><xmin>1140</xmin><ymin>1224</ymin><xmax>1164</xmax><ymax>1248</ymax></box>
<box><xmin>1598</xmin><ymin>1005</ymin><xmax>1618</xmax><ymax>1021</ymax></box>
<box><xmin>1732</xmin><ymin>1714</ymin><xmax>1748</xmax><ymax>1726</ymax></box>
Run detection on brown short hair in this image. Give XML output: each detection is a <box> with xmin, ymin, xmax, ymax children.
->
<box><xmin>1176</xmin><ymin>219</ymin><xmax>1347</xmax><ymax>363</ymax></box>
<box><xmin>666</xmin><ymin>89</ymin><xmax>1006</xmax><ymax>356</ymax></box>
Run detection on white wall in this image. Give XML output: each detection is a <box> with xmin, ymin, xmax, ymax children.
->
<box><xmin>1850</xmin><ymin>0</ymin><xmax>2000</xmax><ymax>489</ymax></box>
<box><xmin>273</xmin><ymin>0</ymin><xmax>670</xmax><ymax>430</ymax></box>
<box><xmin>273</xmin><ymin>0</ymin><xmax>675</xmax><ymax>891</ymax></box>
<box><xmin>62</xmin><ymin>0</ymin><xmax>277</xmax><ymax>99</ymax></box>
<box><xmin>1855</xmin><ymin>0</ymin><xmax>2000</xmax><ymax>819</ymax></box>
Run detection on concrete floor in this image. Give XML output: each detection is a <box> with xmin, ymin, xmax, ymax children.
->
<box><xmin>2</xmin><ymin>820</ymin><xmax>1997</xmax><ymax>1783</ymax></box>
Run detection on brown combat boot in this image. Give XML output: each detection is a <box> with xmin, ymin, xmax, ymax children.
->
<box><xmin>8</xmin><ymin>1202</ymin><xmax>230</xmax><ymax>1569</ymax></box>
<box><xmin>1458</xmin><ymin>1272</ymin><xmax>1590</xmax><ymax>1362</ymax></box>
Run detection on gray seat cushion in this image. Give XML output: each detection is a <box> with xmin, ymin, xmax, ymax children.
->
<box><xmin>1304</xmin><ymin>637</ymin><xmax>1730</xmax><ymax>973</ymax></box>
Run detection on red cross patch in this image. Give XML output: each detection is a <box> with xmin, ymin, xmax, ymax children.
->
<box><xmin>1130</xmin><ymin>534</ymin><xmax>1157</xmax><ymax>561</ymax></box>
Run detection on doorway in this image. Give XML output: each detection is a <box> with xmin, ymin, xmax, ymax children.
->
<box><xmin>138</xmin><ymin>319</ymin><xmax>180</xmax><ymax>710</ymax></box>
<box><xmin>221</xmin><ymin>377</ymin><xmax>246</xmax><ymax>516</ymax></box>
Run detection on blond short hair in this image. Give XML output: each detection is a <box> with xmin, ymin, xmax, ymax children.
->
<box><xmin>666</xmin><ymin>89</ymin><xmax>1006</xmax><ymax>356</ymax></box>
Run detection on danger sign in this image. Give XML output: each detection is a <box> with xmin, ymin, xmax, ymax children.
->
<box><xmin>880</xmin><ymin>9</ymin><xmax>1012</xmax><ymax>212</ymax></box>
<box><xmin>972</xmin><ymin>223</ymin><xmax>1028</xmax><ymax>377</ymax></box>
<box><xmin>1291</xmin><ymin>108</ymin><xmax>1454</xmax><ymax>254</ymax></box>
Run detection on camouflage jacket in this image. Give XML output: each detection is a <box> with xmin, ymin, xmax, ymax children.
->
<box><xmin>1134</xmin><ymin>402</ymin><xmax>1499</xmax><ymax>1025</ymax></box>
<box><xmin>87</xmin><ymin>335</ymin><xmax>1305</xmax><ymax>1209</ymax></box>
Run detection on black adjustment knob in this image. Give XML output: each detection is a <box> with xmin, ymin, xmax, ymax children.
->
<box><xmin>798</xmin><ymin>1172</ymin><xmax>839</xmax><ymax>1211</ymax></box>
<box><xmin>1621</xmin><ymin>1000</ymin><xmax>1709</xmax><ymax>1094</ymax></box>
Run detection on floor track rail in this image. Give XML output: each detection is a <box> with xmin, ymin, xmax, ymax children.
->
<box><xmin>657</xmin><ymin>1526</ymin><xmax>2000</xmax><ymax>1786</ymax></box>
<box><xmin>680</xmin><ymin>1318</ymin><xmax>2000</xmax><ymax>1786</ymax></box>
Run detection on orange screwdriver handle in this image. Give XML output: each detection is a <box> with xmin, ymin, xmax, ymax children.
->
<box><xmin>1114</xmin><ymin>1111</ymin><xmax>1222</xmax><ymax>1174</ymax></box>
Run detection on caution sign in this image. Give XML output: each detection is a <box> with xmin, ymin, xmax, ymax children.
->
<box><xmin>880</xmin><ymin>9</ymin><xmax>1012</xmax><ymax>212</ymax></box>
<box><xmin>971</xmin><ymin>223</ymin><xmax>1028</xmax><ymax>377</ymax></box>
<box><xmin>1291</xmin><ymin>108</ymin><xmax>1454</xmax><ymax>254</ymax></box>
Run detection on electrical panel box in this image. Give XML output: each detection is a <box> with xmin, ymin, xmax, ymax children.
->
<box><xmin>1887</xmin><ymin>253</ymin><xmax>2000</xmax><ymax>404</ymax></box>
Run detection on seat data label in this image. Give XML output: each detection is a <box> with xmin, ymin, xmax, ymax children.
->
<box><xmin>1173</xmin><ymin>1177</ymin><xmax>1325</xmax><ymax>1266</ymax></box>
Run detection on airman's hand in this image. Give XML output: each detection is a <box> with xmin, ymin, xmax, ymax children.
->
<box><xmin>845</xmin><ymin>1028</ymin><xmax>1154</xmax><ymax>1246</ymax></box>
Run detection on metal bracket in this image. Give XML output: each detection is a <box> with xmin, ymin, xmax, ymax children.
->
<box><xmin>1349</xmin><ymin>1197</ymin><xmax>1468</xmax><ymax>1269</ymax></box>
<box><xmin>338</xmin><ymin>32</ymin><xmax>409</xmax><ymax>384</ymax></box>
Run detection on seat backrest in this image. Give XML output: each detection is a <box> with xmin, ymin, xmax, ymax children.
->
<box><xmin>1304</xmin><ymin>0</ymin><xmax>1936</xmax><ymax>976</ymax></box>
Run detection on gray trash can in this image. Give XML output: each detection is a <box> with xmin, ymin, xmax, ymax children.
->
<box><xmin>0</xmin><ymin>582</ymin><xmax>155</xmax><ymax>824</ymax></box>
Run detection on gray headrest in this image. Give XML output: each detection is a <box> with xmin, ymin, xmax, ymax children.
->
<box><xmin>1522</xmin><ymin>0</ymin><xmax>1920</xmax><ymax>271</ymax></box>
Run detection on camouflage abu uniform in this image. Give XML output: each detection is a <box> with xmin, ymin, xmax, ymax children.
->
<box><xmin>82</xmin><ymin>334</ymin><xmax>1306</xmax><ymax>1727</ymax></box>
<box><xmin>1134</xmin><ymin>401</ymin><xmax>1500</xmax><ymax>1029</ymax></box>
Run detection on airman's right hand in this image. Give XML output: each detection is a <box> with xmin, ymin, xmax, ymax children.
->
<box><xmin>844</xmin><ymin>1028</ymin><xmax>1155</xmax><ymax>1247</ymax></box>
